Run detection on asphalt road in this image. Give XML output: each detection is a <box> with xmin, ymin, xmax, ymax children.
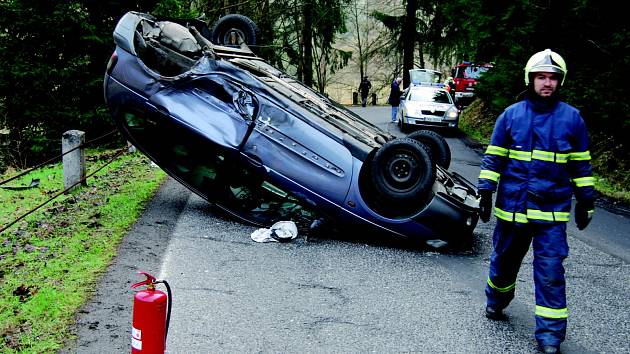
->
<box><xmin>63</xmin><ymin>106</ymin><xmax>629</xmax><ymax>354</ymax></box>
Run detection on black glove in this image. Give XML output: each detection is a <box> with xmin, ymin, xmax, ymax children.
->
<box><xmin>575</xmin><ymin>200</ymin><xmax>594</xmax><ymax>230</ymax></box>
<box><xmin>479</xmin><ymin>190</ymin><xmax>493</xmax><ymax>223</ymax></box>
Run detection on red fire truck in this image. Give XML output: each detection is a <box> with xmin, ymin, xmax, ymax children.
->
<box><xmin>451</xmin><ymin>62</ymin><xmax>492</xmax><ymax>106</ymax></box>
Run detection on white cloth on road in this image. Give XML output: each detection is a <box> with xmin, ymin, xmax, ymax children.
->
<box><xmin>251</xmin><ymin>221</ymin><xmax>298</xmax><ymax>243</ymax></box>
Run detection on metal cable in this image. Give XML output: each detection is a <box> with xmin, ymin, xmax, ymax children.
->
<box><xmin>0</xmin><ymin>129</ymin><xmax>120</xmax><ymax>187</ymax></box>
<box><xmin>0</xmin><ymin>147</ymin><xmax>128</xmax><ymax>235</ymax></box>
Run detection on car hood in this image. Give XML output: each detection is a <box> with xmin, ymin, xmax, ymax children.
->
<box><xmin>404</xmin><ymin>101</ymin><xmax>453</xmax><ymax>111</ymax></box>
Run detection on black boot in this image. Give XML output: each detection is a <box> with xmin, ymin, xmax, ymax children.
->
<box><xmin>485</xmin><ymin>306</ymin><xmax>505</xmax><ymax>320</ymax></box>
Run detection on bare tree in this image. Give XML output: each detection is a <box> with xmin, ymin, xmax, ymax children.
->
<box><xmin>346</xmin><ymin>0</ymin><xmax>390</xmax><ymax>79</ymax></box>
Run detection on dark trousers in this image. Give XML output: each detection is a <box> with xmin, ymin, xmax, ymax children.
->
<box><xmin>486</xmin><ymin>220</ymin><xmax>569</xmax><ymax>347</ymax></box>
<box><xmin>361</xmin><ymin>95</ymin><xmax>368</xmax><ymax>107</ymax></box>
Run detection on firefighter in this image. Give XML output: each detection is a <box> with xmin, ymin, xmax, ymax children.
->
<box><xmin>477</xmin><ymin>49</ymin><xmax>595</xmax><ymax>354</ymax></box>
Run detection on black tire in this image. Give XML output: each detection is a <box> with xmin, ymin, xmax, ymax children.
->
<box><xmin>398</xmin><ymin>117</ymin><xmax>409</xmax><ymax>133</ymax></box>
<box><xmin>210</xmin><ymin>14</ymin><xmax>259</xmax><ymax>46</ymax></box>
<box><xmin>406</xmin><ymin>130</ymin><xmax>451</xmax><ymax>169</ymax></box>
<box><xmin>370</xmin><ymin>138</ymin><xmax>435</xmax><ymax>208</ymax></box>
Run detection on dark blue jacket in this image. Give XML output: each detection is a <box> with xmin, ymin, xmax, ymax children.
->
<box><xmin>388</xmin><ymin>80</ymin><xmax>402</xmax><ymax>106</ymax></box>
<box><xmin>478</xmin><ymin>97</ymin><xmax>595</xmax><ymax>223</ymax></box>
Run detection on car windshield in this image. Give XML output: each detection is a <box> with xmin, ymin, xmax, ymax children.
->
<box><xmin>409</xmin><ymin>70</ymin><xmax>441</xmax><ymax>84</ymax></box>
<box><xmin>408</xmin><ymin>89</ymin><xmax>451</xmax><ymax>104</ymax></box>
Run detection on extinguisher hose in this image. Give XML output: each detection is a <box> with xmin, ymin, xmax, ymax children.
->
<box><xmin>155</xmin><ymin>280</ymin><xmax>172</xmax><ymax>341</ymax></box>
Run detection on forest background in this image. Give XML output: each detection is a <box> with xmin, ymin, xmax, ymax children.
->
<box><xmin>0</xmin><ymin>0</ymin><xmax>628</xmax><ymax>199</ymax></box>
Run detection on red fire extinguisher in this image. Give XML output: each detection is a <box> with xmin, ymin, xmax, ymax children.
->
<box><xmin>130</xmin><ymin>272</ymin><xmax>172</xmax><ymax>354</ymax></box>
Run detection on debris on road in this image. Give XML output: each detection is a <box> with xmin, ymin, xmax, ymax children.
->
<box><xmin>251</xmin><ymin>220</ymin><xmax>298</xmax><ymax>243</ymax></box>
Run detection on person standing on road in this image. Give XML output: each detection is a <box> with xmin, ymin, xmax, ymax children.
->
<box><xmin>477</xmin><ymin>49</ymin><xmax>595</xmax><ymax>354</ymax></box>
<box><xmin>358</xmin><ymin>76</ymin><xmax>372</xmax><ymax>107</ymax></box>
<box><xmin>388</xmin><ymin>77</ymin><xmax>403</xmax><ymax>122</ymax></box>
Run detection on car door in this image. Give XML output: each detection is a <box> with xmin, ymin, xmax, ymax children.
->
<box><xmin>117</xmin><ymin>74</ymin><xmax>258</xmax><ymax>206</ymax></box>
<box><xmin>147</xmin><ymin>74</ymin><xmax>256</xmax><ymax>150</ymax></box>
<box><xmin>240</xmin><ymin>94</ymin><xmax>355</xmax><ymax>207</ymax></box>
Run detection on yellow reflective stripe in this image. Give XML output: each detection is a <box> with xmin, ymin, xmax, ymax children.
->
<box><xmin>554</xmin><ymin>153</ymin><xmax>568</xmax><ymax>163</ymax></box>
<box><xmin>514</xmin><ymin>212</ymin><xmax>529</xmax><ymax>223</ymax></box>
<box><xmin>572</xmin><ymin>176</ymin><xmax>595</xmax><ymax>187</ymax></box>
<box><xmin>509</xmin><ymin>150</ymin><xmax>532</xmax><ymax>161</ymax></box>
<box><xmin>494</xmin><ymin>208</ymin><xmax>513</xmax><ymax>221</ymax></box>
<box><xmin>555</xmin><ymin>212</ymin><xmax>570</xmax><ymax>221</ymax></box>
<box><xmin>569</xmin><ymin>151</ymin><xmax>591</xmax><ymax>161</ymax></box>
<box><xmin>479</xmin><ymin>169</ymin><xmax>500</xmax><ymax>182</ymax></box>
<box><xmin>527</xmin><ymin>209</ymin><xmax>554</xmax><ymax>221</ymax></box>
<box><xmin>492</xmin><ymin>148</ymin><xmax>572</xmax><ymax>163</ymax></box>
<box><xmin>487</xmin><ymin>277</ymin><xmax>516</xmax><ymax>292</ymax></box>
<box><xmin>526</xmin><ymin>209</ymin><xmax>570</xmax><ymax>222</ymax></box>
<box><xmin>588</xmin><ymin>210</ymin><xmax>595</xmax><ymax>217</ymax></box>
<box><xmin>496</xmin><ymin>208</ymin><xmax>569</xmax><ymax>222</ymax></box>
<box><xmin>486</xmin><ymin>145</ymin><xmax>509</xmax><ymax>156</ymax></box>
<box><xmin>494</xmin><ymin>207</ymin><xmax>528</xmax><ymax>223</ymax></box>
<box><xmin>531</xmin><ymin>150</ymin><xmax>568</xmax><ymax>163</ymax></box>
<box><xmin>535</xmin><ymin>305</ymin><xmax>568</xmax><ymax>319</ymax></box>
<box><xmin>532</xmin><ymin>150</ymin><xmax>554</xmax><ymax>161</ymax></box>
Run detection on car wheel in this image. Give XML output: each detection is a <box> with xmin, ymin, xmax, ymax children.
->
<box><xmin>210</xmin><ymin>14</ymin><xmax>259</xmax><ymax>47</ymax></box>
<box><xmin>406</xmin><ymin>129</ymin><xmax>451</xmax><ymax>169</ymax></box>
<box><xmin>370</xmin><ymin>138</ymin><xmax>435</xmax><ymax>209</ymax></box>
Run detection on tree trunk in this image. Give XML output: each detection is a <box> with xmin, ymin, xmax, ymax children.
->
<box><xmin>417</xmin><ymin>41</ymin><xmax>425</xmax><ymax>68</ymax></box>
<box><xmin>302</xmin><ymin>0</ymin><xmax>313</xmax><ymax>87</ymax></box>
<box><xmin>403</xmin><ymin>0</ymin><xmax>417</xmax><ymax>89</ymax></box>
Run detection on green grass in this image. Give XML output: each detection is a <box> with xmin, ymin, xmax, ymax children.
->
<box><xmin>0</xmin><ymin>149</ymin><xmax>166</xmax><ymax>353</ymax></box>
<box><xmin>458</xmin><ymin>99</ymin><xmax>494</xmax><ymax>145</ymax></box>
<box><xmin>593</xmin><ymin>174</ymin><xmax>630</xmax><ymax>205</ymax></box>
<box><xmin>458</xmin><ymin>119</ymin><xmax>489</xmax><ymax>145</ymax></box>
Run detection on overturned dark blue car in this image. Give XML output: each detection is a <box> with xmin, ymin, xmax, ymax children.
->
<box><xmin>104</xmin><ymin>11</ymin><xmax>480</xmax><ymax>245</ymax></box>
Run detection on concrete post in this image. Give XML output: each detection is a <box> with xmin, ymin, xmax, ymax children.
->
<box><xmin>62</xmin><ymin>130</ymin><xmax>86</xmax><ymax>190</ymax></box>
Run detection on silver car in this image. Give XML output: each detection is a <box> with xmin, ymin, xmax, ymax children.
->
<box><xmin>397</xmin><ymin>85</ymin><xmax>459</xmax><ymax>131</ymax></box>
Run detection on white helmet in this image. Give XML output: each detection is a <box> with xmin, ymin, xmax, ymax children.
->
<box><xmin>524</xmin><ymin>49</ymin><xmax>567</xmax><ymax>86</ymax></box>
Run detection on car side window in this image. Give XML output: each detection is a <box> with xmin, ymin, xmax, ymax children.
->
<box><xmin>258</xmin><ymin>104</ymin><xmax>289</xmax><ymax>126</ymax></box>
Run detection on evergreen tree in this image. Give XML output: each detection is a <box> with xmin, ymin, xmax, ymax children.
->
<box><xmin>0</xmin><ymin>0</ymin><xmax>158</xmax><ymax>167</ymax></box>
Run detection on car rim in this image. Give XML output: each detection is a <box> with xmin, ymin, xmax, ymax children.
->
<box><xmin>223</xmin><ymin>29</ymin><xmax>247</xmax><ymax>45</ymax></box>
<box><xmin>383</xmin><ymin>151</ymin><xmax>419</xmax><ymax>191</ymax></box>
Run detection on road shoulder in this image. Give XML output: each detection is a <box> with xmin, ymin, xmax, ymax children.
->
<box><xmin>61</xmin><ymin>177</ymin><xmax>190</xmax><ymax>353</ymax></box>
